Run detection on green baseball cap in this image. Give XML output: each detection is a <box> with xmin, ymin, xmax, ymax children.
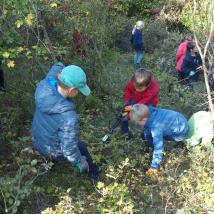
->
<box><xmin>59</xmin><ymin>65</ymin><xmax>91</xmax><ymax>96</ymax></box>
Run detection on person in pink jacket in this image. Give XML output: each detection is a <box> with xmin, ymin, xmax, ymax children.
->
<box><xmin>176</xmin><ymin>33</ymin><xmax>193</xmax><ymax>80</ymax></box>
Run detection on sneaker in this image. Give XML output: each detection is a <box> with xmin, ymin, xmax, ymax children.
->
<box><xmin>89</xmin><ymin>165</ymin><xmax>102</xmax><ymax>183</ymax></box>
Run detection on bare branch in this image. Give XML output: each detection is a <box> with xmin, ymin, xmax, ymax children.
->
<box><xmin>192</xmin><ymin>0</ymin><xmax>214</xmax><ymax>116</ymax></box>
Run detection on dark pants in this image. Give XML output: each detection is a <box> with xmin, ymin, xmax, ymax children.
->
<box><xmin>0</xmin><ymin>68</ymin><xmax>4</xmax><ymax>89</ymax></box>
<box><xmin>78</xmin><ymin>141</ymin><xmax>95</xmax><ymax>172</ymax></box>
<box><xmin>121</xmin><ymin>120</ymin><xmax>129</xmax><ymax>134</ymax></box>
<box><xmin>121</xmin><ymin>100</ymin><xmax>136</xmax><ymax>134</ymax></box>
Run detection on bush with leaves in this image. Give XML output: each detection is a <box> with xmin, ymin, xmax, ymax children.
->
<box><xmin>143</xmin><ymin>19</ymin><xmax>169</xmax><ymax>54</ymax></box>
<box><xmin>0</xmin><ymin>142</ymin><xmax>52</xmax><ymax>214</ymax></box>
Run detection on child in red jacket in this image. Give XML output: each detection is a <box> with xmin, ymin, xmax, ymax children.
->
<box><xmin>121</xmin><ymin>68</ymin><xmax>159</xmax><ymax>137</ymax></box>
<box><xmin>176</xmin><ymin>33</ymin><xmax>193</xmax><ymax>80</ymax></box>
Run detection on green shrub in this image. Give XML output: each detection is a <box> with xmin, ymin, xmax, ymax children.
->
<box><xmin>144</xmin><ymin>19</ymin><xmax>169</xmax><ymax>53</ymax></box>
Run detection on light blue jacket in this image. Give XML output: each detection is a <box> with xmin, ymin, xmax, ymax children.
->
<box><xmin>144</xmin><ymin>106</ymin><xmax>189</xmax><ymax>169</ymax></box>
<box><xmin>31</xmin><ymin>62</ymin><xmax>82</xmax><ymax>165</ymax></box>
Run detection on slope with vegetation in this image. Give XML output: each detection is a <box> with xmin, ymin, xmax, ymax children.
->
<box><xmin>0</xmin><ymin>0</ymin><xmax>213</xmax><ymax>213</ymax></box>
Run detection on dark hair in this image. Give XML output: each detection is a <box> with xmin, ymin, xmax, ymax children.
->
<box><xmin>181</xmin><ymin>33</ymin><xmax>193</xmax><ymax>43</ymax></box>
<box><xmin>132</xmin><ymin>68</ymin><xmax>152</xmax><ymax>88</ymax></box>
<box><xmin>187</xmin><ymin>41</ymin><xmax>196</xmax><ymax>52</ymax></box>
<box><xmin>57</xmin><ymin>75</ymin><xmax>70</xmax><ymax>89</ymax></box>
<box><xmin>185</xmin><ymin>33</ymin><xmax>193</xmax><ymax>40</ymax></box>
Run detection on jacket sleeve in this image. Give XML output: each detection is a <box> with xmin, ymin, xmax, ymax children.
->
<box><xmin>138</xmin><ymin>80</ymin><xmax>159</xmax><ymax>105</ymax></box>
<box><xmin>176</xmin><ymin>48</ymin><xmax>181</xmax><ymax>62</ymax></box>
<box><xmin>150</xmin><ymin>129</ymin><xmax>164</xmax><ymax>169</ymax></box>
<box><xmin>123</xmin><ymin>81</ymin><xmax>132</xmax><ymax>103</ymax></box>
<box><xmin>58</xmin><ymin>115</ymin><xmax>82</xmax><ymax>166</ymax></box>
<box><xmin>46</xmin><ymin>61</ymin><xmax>65</xmax><ymax>79</ymax></box>
<box><xmin>176</xmin><ymin>43</ymin><xmax>185</xmax><ymax>62</ymax></box>
<box><xmin>181</xmin><ymin>55</ymin><xmax>190</xmax><ymax>73</ymax></box>
<box><xmin>144</xmin><ymin>129</ymin><xmax>153</xmax><ymax>147</ymax></box>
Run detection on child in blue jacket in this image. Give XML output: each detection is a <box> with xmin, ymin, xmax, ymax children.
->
<box><xmin>130</xmin><ymin>104</ymin><xmax>189</xmax><ymax>175</ymax></box>
<box><xmin>32</xmin><ymin>62</ymin><xmax>100</xmax><ymax>182</ymax></box>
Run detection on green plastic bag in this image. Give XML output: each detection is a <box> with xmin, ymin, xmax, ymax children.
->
<box><xmin>185</xmin><ymin>111</ymin><xmax>214</xmax><ymax>148</ymax></box>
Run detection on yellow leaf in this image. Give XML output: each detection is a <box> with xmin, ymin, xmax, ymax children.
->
<box><xmin>3</xmin><ymin>10</ymin><xmax>8</xmax><ymax>16</ymax></box>
<box><xmin>50</xmin><ymin>2</ymin><xmax>57</xmax><ymax>8</ymax></box>
<box><xmin>116</xmin><ymin>197</ymin><xmax>123</xmax><ymax>206</ymax></box>
<box><xmin>25</xmin><ymin>13</ymin><xmax>33</xmax><ymax>26</ymax></box>
<box><xmin>16</xmin><ymin>20</ymin><xmax>24</xmax><ymax>28</ymax></box>
<box><xmin>17</xmin><ymin>47</ymin><xmax>24</xmax><ymax>53</ymax></box>
<box><xmin>97</xmin><ymin>182</ymin><xmax>105</xmax><ymax>189</ymax></box>
<box><xmin>2</xmin><ymin>52</ymin><xmax>10</xmax><ymax>59</ymax></box>
<box><xmin>7</xmin><ymin>60</ymin><xmax>15</xmax><ymax>68</ymax></box>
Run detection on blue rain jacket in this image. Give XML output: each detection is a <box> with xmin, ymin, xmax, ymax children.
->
<box><xmin>31</xmin><ymin>62</ymin><xmax>82</xmax><ymax>165</ymax></box>
<box><xmin>144</xmin><ymin>106</ymin><xmax>189</xmax><ymax>169</ymax></box>
<box><xmin>132</xmin><ymin>29</ymin><xmax>144</xmax><ymax>51</ymax></box>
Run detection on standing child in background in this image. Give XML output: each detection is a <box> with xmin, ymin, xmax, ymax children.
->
<box><xmin>176</xmin><ymin>33</ymin><xmax>193</xmax><ymax>80</ymax></box>
<box><xmin>130</xmin><ymin>104</ymin><xmax>189</xmax><ymax>175</ymax></box>
<box><xmin>181</xmin><ymin>41</ymin><xmax>202</xmax><ymax>88</ymax></box>
<box><xmin>73</xmin><ymin>30</ymin><xmax>89</xmax><ymax>58</ymax></box>
<box><xmin>131</xmin><ymin>21</ymin><xmax>145</xmax><ymax>69</ymax></box>
<box><xmin>121</xmin><ymin>68</ymin><xmax>159</xmax><ymax>138</ymax></box>
<box><xmin>0</xmin><ymin>59</ymin><xmax>5</xmax><ymax>92</ymax></box>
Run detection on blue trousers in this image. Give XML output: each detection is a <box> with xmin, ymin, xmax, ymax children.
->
<box><xmin>134</xmin><ymin>51</ymin><xmax>144</xmax><ymax>68</ymax></box>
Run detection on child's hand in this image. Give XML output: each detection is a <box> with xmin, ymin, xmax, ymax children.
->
<box><xmin>124</xmin><ymin>105</ymin><xmax>132</xmax><ymax>112</ymax></box>
<box><xmin>146</xmin><ymin>168</ymin><xmax>159</xmax><ymax>175</ymax></box>
<box><xmin>196</xmin><ymin>66</ymin><xmax>203</xmax><ymax>71</ymax></box>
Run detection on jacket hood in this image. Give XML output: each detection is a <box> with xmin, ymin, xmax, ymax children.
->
<box><xmin>35</xmin><ymin>79</ymin><xmax>75</xmax><ymax>114</ymax></box>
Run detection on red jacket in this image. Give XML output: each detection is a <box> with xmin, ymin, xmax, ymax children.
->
<box><xmin>73</xmin><ymin>33</ymin><xmax>89</xmax><ymax>56</ymax></box>
<box><xmin>123</xmin><ymin>78</ymin><xmax>159</xmax><ymax>107</ymax></box>
<box><xmin>176</xmin><ymin>39</ymin><xmax>189</xmax><ymax>72</ymax></box>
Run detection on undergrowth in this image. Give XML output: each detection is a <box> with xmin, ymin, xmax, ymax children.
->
<box><xmin>0</xmin><ymin>40</ymin><xmax>213</xmax><ymax>213</ymax></box>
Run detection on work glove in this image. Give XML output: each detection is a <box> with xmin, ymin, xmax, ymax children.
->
<box><xmin>146</xmin><ymin>168</ymin><xmax>159</xmax><ymax>176</ymax></box>
<box><xmin>75</xmin><ymin>156</ymin><xmax>89</xmax><ymax>173</ymax></box>
<box><xmin>121</xmin><ymin>105</ymin><xmax>132</xmax><ymax>117</ymax></box>
<box><xmin>189</xmin><ymin>70</ymin><xmax>196</xmax><ymax>77</ymax></box>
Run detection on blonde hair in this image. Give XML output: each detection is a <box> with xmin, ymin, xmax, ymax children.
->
<box><xmin>132</xmin><ymin>68</ymin><xmax>152</xmax><ymax>88</ymax></box>
<box><xmin>130</xmin><ymin>104</ymin><xmax>149</xmax><ymax>122</ymax></box>
<box><xmin>136</xmin><ymin>20</ymin><xmax>144</xmax><ymax>29</ymax></box>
